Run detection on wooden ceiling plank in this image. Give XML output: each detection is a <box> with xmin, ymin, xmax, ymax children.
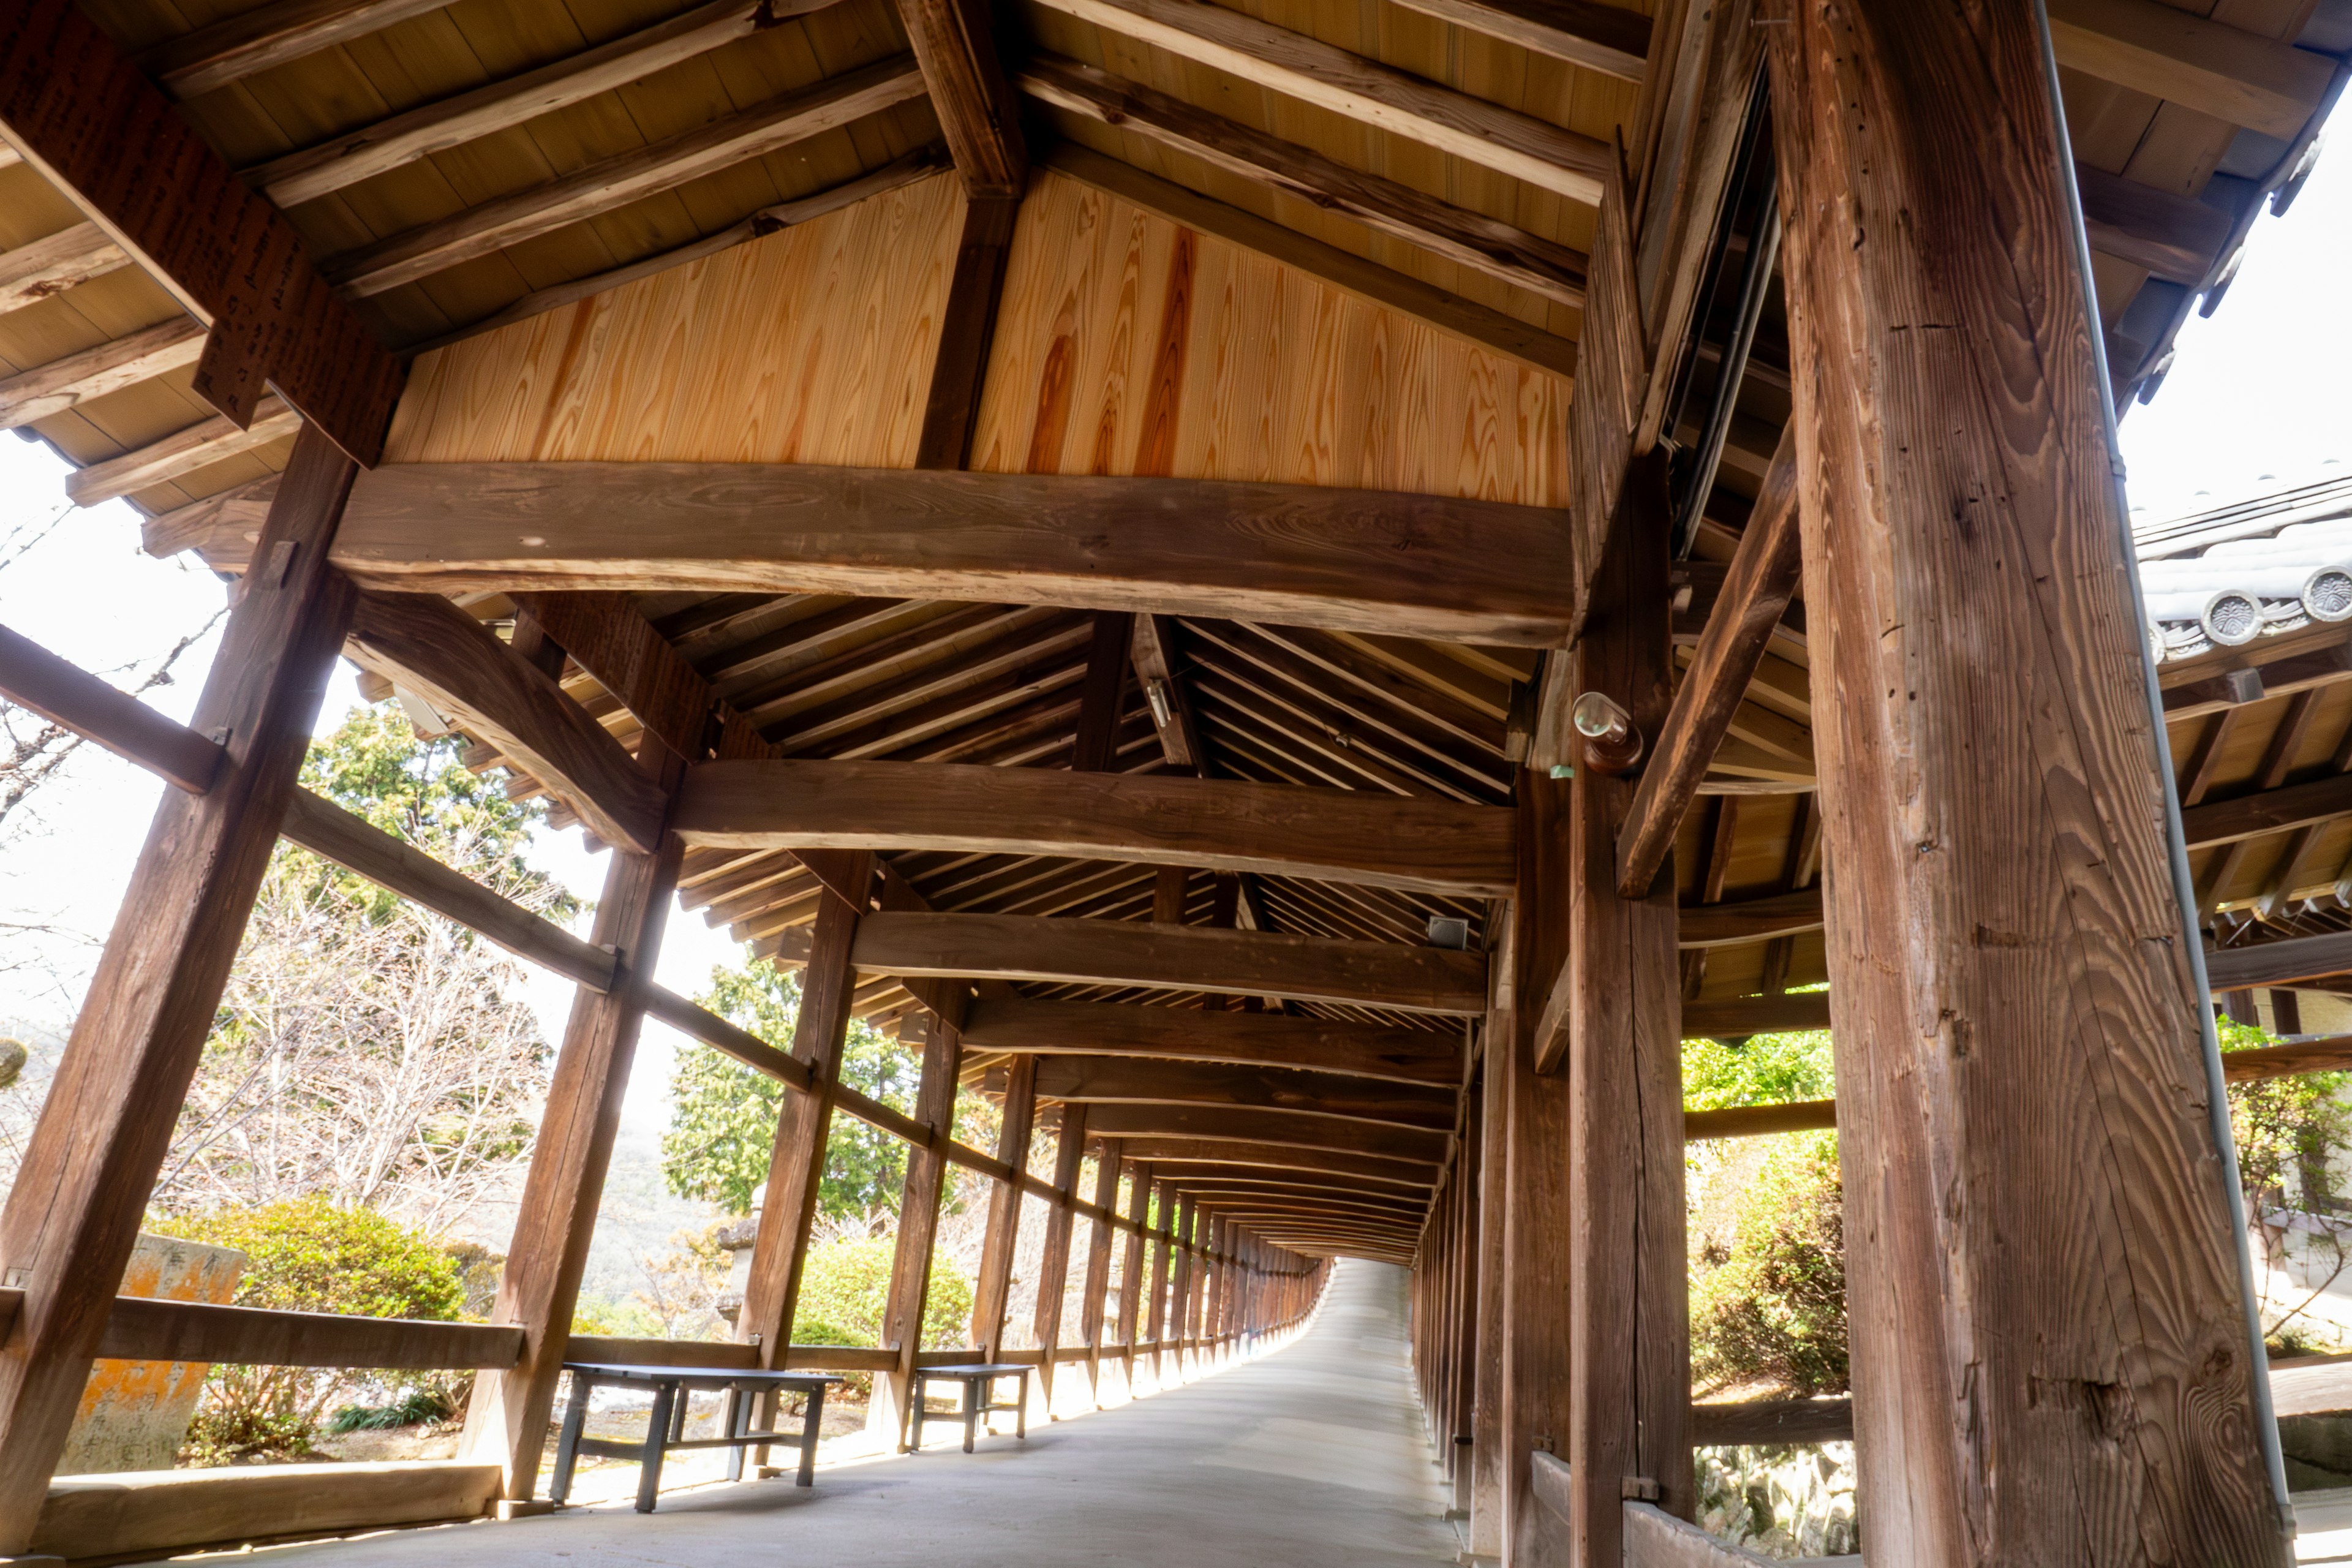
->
<box><xmin>0</xmin><ymin>222</ymin><xmax>129</xmax><ymax>318</ymax></box>
<box><xmin>670</xmin><ymin>758</ymin><xmax>1518</xmax><ymax>897</ymax></box>
<box><xmin>320</xmin><ymin>460</ymin><xmax>1580</xmax><ymax>647</ymax></box>
<box><xmin>0</xmin><ymin>318</ymin><xmax>205</xmax><ymax>431</ymax></box>
<box><xmin>244</xmin><ymin>0</ymin><xmax>820</xmax><ymax>207</ymax></box>
<box><xmin>344</xmin><ymin>591</ymin><xmax>668</xmax><ymax>854</ymax></box>
<box><xmin>1022</xmin><ymin>53</ymin><xmax>1588</xmax><ymax>307</ymax></box>
<box><xmin>2045</xmin><ymin>0</ymin><xmax>2335</xmax><ymax>140</ymax></box>
<box><xmin>846</xmin><ymin>911</ymin><xmax>1490</xmax><ymax>1014</ymax></box>
<box><xmin>1027</xmin><ymin>0</ymin><xmax>1611</xmax><ymax>203</ymax></box>
<box><xmin>1381</xmin><ymin>0</ymin><xmax>1651</xmax><ymax>78</ymax></box>
<box><xmin>323</xmin><ymin>56</ymin><xmax>930</xmax><ymax>298</ymax></box>
<box><xmin>959</xmin><ymin>996</ymin><xmax>1457</xmax><ymax>1085</ymax></box>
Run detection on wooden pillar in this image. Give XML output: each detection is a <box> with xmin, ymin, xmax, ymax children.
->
<box><xmin>1145</xmin><ymin>1177</ymin><xmax>1174</xmax><ymax>1378</ymax></box>
<box><xmin>1079</xmin><ymin>1137</ymin><xmax>1121</xmax><ymax>1400</ymax></box>
<box><xmin>1170</xmin><ymin>1194</ymin><xmax>1197</xmax><ymax>1368</ymax></box>
<box><xmin>872</xmin><ymin>1011</ymin><xmax>962</xmax><ymax>1449</ymax></box>
<box><xmin>1450</xmin><ymin>1082</ymin><xmax>1483</xmax><ymax>1510</ymax></box>
<box><xmin>464</xmin><ymin>744</ymin><xmax>687</xmax><ymax>1498</ymax></box>
<box><xmin>735</xmin><ymin>854</ymin><xmax>874</xmax><ymax>1365</ymax></box>
<box><xmin>1030</xmin><ymin>1101</ymin><xmax>1091</xmax><ymax>1410</ymax></box>
<box><xmin>1117</xmin><ymin>1158</ymin><xmax>1152</xmax><ymax>1385</ymax></box>
<box><xmin>1565</xmin><ymin>453</ymin><xmax>1688</xmax><ymax>1558</ymax></box>
<box><xmin>971</xmin><ymin>1052</ymin><xmax>1038</xmax><ymax>1360</ymax></box>
<box><xmin>0</xmin><ymin>428</ymin><xmax>361</xmax><ymax>1547</ymax></box>
<box><xmin>1502</xmin><ymin>774</ymin><xmax>1574</xmax><ymax>1568</ymax></box>
<box><xmin>1468</xmin><ymin>1036</ymin><xmax>1509</xmax><ymax>1557</ymax></box>
<box><xmin>1764</xmin><ymin>4</ymin><xmax>2290</xmax><ymax>1562</ymax></box>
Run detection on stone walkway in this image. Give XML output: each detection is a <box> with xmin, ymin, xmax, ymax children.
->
<box><xmin>249</xmin><ymin>1259</ymin><xmax>1457</xmax><ymax>1568</ymax></box>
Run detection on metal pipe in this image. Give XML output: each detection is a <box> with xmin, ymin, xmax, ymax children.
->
<box><xmin>2030</xmin><ymin>0</ymin><xmax>2295</xmax><ymax>1538</ymax></box>
<box><xmin>1670</xmin><ymin>155</ymin><xmax>1782</xmax><ymax>560</ymax></box>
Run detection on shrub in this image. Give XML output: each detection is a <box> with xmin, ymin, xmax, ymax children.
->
<box><xmin>793</xmin><ymin>1236</ymin><xmax>974</xmax><ymax>1351</ymax></box>
<box><xmin>1690</xmin><ymin>1131</ymin><xmax>1847</xmax><ymax>1397</ymax></box>
<box><xmin>162</xmin><ymin>1197</ymin><xmax>465</xmax><ymax>1460</ymax></box>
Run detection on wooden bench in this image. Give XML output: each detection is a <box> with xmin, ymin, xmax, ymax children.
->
<box><xmin>909</xmin><ymin>1362</ymin><xmax>1031</xmax><ymax>1453</ymax></box>
<box><xmin>551</xmin><ymin>1362</ymin><xmax>843</xmax><ymax>1513</ymax></box>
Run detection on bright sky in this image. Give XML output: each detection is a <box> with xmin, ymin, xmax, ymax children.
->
<box><xmin>0</xmin><ymin>111</ymin><xmax>2346</xmax><ymax>1209</ymax></box>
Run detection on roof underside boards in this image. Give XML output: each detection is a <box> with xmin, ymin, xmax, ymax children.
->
<box><xmin>2</xmin><ymin>0</ymin><xmax>2347</xmax><ymax>1261</ymax></box>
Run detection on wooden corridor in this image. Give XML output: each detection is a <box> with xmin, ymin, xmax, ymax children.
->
<box><xmin>208</xmin><ymin>1261</ymin><xmax>1458</xmax><ymax>1568</ymax></box>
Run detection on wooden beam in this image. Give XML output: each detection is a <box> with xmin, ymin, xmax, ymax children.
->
<box><xmin>1071</xmin><ymin>611</ymin><xmax>1134</xmax><ymax>774</ymax></box>
<box><xmin>280</xmin><ymin>788</ymin><xmax>617</xmax><ymax>992</ymax></box>
<box><xmin>242</xmin><ymin>0</ymin><xmax>812</xmax><ymax>206</ymax></box>
<box><xmin>0</xmin><ymin>317</ymin><xmax>205</xmax><ymax>431</ymax></box>
<box><xmin>97</xmin><ymin>1298</ymin><xmax>522</xmax><ymax>1370</ymax></box>
<box><xmin>893</xmin><ymin>0</ymin><xmax>1025</xmax><ymax>197</ymax></box>
<box><xmin>914</xmin><ymin>192</ymin><xmax>1020</xmax><ymax>470</ymax></box>
<box><xmin>0</xmin><ymin>221</ymin><xmax>128</xmax><ymax>317</ymax></box>
<box><xmin>1044</xmin><ymin>143</ymin><xmax>1580</xmax><ymax>382</ymax></box>
<box><xmin>1030</xmin><ymin>1055</ymin><xmax>1457</xmax><ymax>1129</ymax></box>
<box><xmin>848</xmin><ymin>911</ymin><xmax>1490</xmax><ymax>1014</ymax></box>
<box><xmin>66</xmin><ymin>396</ymin><xmax>302</xmax><ymax>508</ymax></box>
<box><xmin>673</xmin><ymin>759</ymin><xmax>1516</xmax><ymax>897</ymax></box>
<box><xmin>1681</xmin><ymin>991</ymin><xmax>1831</xmax><ymax>1037</ymax></box>
<box><xmin>325</xmin><ymin>460</ymin><xmax>1580</xmax><ymax>647</ymax></box>
<box><xmin>2207</xmin><ymin>932</ymin><xmax>2352</xmax><ymax>991</ymax></box>
<box><xmin>460</xmin><ymin>744</ymin><xmax>685</xmax><ymax>1501</ymax></box>
<box><xmin>873</xmin><ymin>1014</ymin><xmax>962</xmax><ymax>1448</ymax></box>
<box><xmin>1022</xmin><ymin>55</ymin><xmax>1588</xmax><ymax>307</ymax></box>
<box><xmin>1765</xmin><ymin>2</ymin><xmax>2288</xmax><ymax>1559</ymax></box>
<box><xmin>1121</xmin><ymin>1140</ymin><xmax>1437</xmax><ymax>1186</ymax></box>
<box><xmin>323</xmin><ymin>59</ymin><xmax>929</xmax><ymax>297</ymax></box>
<box><xmin>345</xmin><ymin>590</ymin><xmax>667</xmax><ymax>855</ymax></box>
<box><xmin>0</xmin><ymin>621</ymin><xmax>223</xmax><ymax>792</ymax></box>
<box><xmin>972</xmin><ymin>1054</ymin><xmax>1039</xmax><ymax>1360</ymax></box>
<box><xmin>0</xmin><ymin>0</ymin><xmax>403</xmax><ymax>462</ymax></box>
<box><xmin>1676</xmin><ymin>888</ymin><xmax>1822</xmax><ymax>948</ymax></box>
<box><xmin>959</xmin><ymin>996</ymin><xmax>1459</xmax><ymax>1085</ymax></box>
<box><xmin>2180</xmin><ymin>771</ymin><xmax>2352</xmax><ymax>850</ymax></box>
<box><xmin>2074</xmin><ymin>163</ymin><xmax>2234</xmax><ymax>287</ymax></box>
<box><xmin>0</xmin><ymin>426</ymin><xmax>359</xmax><ymax>1552</ymax></box>
<box><xmin>1381</xmin><ymin>0</ymin><xmax>1649</xmax><ymax>78</ymax></box>
<box><xmin>135</xmin><ymin>0</ymin><xmax>448</xmax><ymax>99</ymax></box>
<box><xmin>1616</xmin><ymin>429</ymin><xmax>1800</xmax><ymax>897</ymax></box>
<box><xmin>2046</xmin><ymin>0</ymin><xmax>2333</xmax><ymax>141</ymax></box>
<box><xmin>1079</xmin><ymin>1104</ymin><xmax>1447</xmax><ymax>1164</ymax></box>
<box><xmin>1131</xmin><ymin>614</ymin><xmax>1205</xmax><ymax>769</ymax></box>
<box><xmin>1027</xmin><ymin>0</ymin><xmax>1611</xmax><ymax>203</ymax></box>
<box><xmin>516</xmin><ymin>592</ymin><xmax>709</xmax><ymax>763</ymax></box>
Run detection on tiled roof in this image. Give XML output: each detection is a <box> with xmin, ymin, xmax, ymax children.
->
<box><xmin>2134</xmin><ymin>469</ymin><xmax>2352</xmax><ymax>661</ymax></box>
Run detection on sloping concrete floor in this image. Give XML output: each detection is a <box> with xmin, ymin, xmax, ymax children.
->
<box><xmin>247</xmin><ymin>1259</ymin><xmax>1456</xmax><ymax>1568</ymax></box>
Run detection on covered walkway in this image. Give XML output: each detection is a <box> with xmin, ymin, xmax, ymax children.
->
<box><xmin>252</xmin><ymin>1262</ymin><xmax>1452</xmax><ymax>1568</ymax></box>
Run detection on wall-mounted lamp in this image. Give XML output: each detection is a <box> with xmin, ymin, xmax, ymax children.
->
<box><xmin>1145</xmin><ymin>677</ymin><xmax>1174</xmax><ymax>729</ymax></box>
<box><xmin>1571</xmin><ymin>690</ymin><xmax>1645</xmax><ymax>775</ymax></box>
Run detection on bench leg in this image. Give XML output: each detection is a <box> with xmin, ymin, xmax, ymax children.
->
<box><xmin>725</xmin><ymin>1388</ymin><xmax>750</xmax><ymax>1483</ymax></box>
<box><xmin>963</xmin><ymin>1379</ymin><xmax>979</xmax><ymax>1453</ymax></box>
<box><xmin>1016</xmin><ymin>1373</ymin><xmax>1027</xmax><ymax>1440</ymax></box>
<box><xmin>636</xmin><ymin>1383</ymin><xmax>676</xmax><ymax>1514</ymax></box>
<box><xmin>910</xmin><ymin>1378</ymin><xmax>925</xmax><ymax>1453</ymax></box>
<box><xmin>797</xmin><ymin>1384</ymin><xmax>825</xmax><ymax>1487</ymax></box>
<box><xmin>550</xmin><ymin>1373</ymin><xmax>592</xmax><ymax>1506</ymax></box>
<box><xmin>669</xmin><ymin>1385</ymin><xmax>692</xmax><ymax>1444</ymax></box>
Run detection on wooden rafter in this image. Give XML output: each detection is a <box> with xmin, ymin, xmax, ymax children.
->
<box><xmin>959</xmin><ymin>997</ymin><xmax>1458</xmax><ymax>1084</ymax></box>
<box><xmin>1028</xmin><ymin>1055</ymin><xmax>1457</xmax><ymax>1129</ymax></box>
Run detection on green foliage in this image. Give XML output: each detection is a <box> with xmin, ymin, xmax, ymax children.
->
<box><xmin>1690</xmin><ymin>1132</ymin><xmax>1848</xmax><ymax>1397</ymax></box>
<box><xmin>571</xmin><ymin>1291</ymin><xmax>665</xmax><ymax>1338</ymax></box>
<box><xmin>791</xmin><ymin>1235</ymin><xmax>972</xmax><ymax>1350</ymax></box>
<box><xmin>2221</xmin><ymin>1016</ymin><xmax>2352</xmax><ymax>1348</ymax></box>
<box><xmin>164</xmin><ymin>1198</ymin><xmax>465</xmax><ymax>1458</ymax></box>
<box><xmin>327</xmin><ymin>1387</ymin><xmax>456</xmax><ymax>1433</ymax></box>
<box><xmin>662</xmin><ymin>962</ymin><xmax>921</xmax><ymax>1218</ymax></box>
<box><xmin>1683</xmin><ymin>1011</ymin><xmax>1835</xmax><ymax>1114</ymax></box>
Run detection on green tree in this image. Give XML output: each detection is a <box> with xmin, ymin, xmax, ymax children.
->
<box><xmin>2222</xmin><ymin>1016</ymin><xmax>2352</xmax><ymax>1350</ymax></box>
<box><xmin>663</xmin><ymin>962</ymin><xmax>920</xmax><ymax>1218</ymax></box>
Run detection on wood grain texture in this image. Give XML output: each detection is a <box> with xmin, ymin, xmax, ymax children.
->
<box><xmin>0</xmin><ymin>0</ymin><xmax>401</xmax><ymax>462</ymax></box>
<box><xmin>1030</xmin><ymin>1055</ymin><xmax>1456</xmax><ymax>1129</ymax></box>
<box><xmin>30</xmin><ymin>1460</ymin><xmax>500</xmax><ymax>1564</ymax></box>
<box><xmin>971</xmin><ymin>1052</ymin><xmax>1039</xmax><ymax>1359</ymax></box>
<box><xmin>280</xmin><ymin>788</ymin><xmax>618</xmax><ymax>993</ymax></box>
<box><xmin>2180</xmin><ymin>770</ymin><xmax>2352</xmax><ymax>850</ymax></box>
<box><xmin>66</xmin><ymin>396</ymin><xmax>301</xmax><ymax>508</ymax></box>
<box><xmin>848</xmin><ymin>911</ymin><xmax>1489</xmax><ymax>1014</ymax></box>
<box><xmin>0</xmin><ymin>426</ymin><xmax>358</xmax><ymax>1551</ymax></box>
<box><xmin>1025</xmin><ymin>0</ymin><xmax>1611</xmax><ymax>202</ymax></box>
<box><xmin>387</xmin><ymin>173</ymin><xmax>966</xmax><ymax>469</ymax></box>
<box><xmin>0</xmin><ymin>317</ymin><xmax>205</xmax><ymax>431</ymax></box>
<box><xmin>873</xmin><ymin>1016</ymin><xmax>962</xmax><ymax>1447</ymax></box>
<box><xmin>458</xmin><ymin>747</ymin><xmax>684</xmax><ymax>1501</ymax></box>
<box><xmin>330</xmin><ymin>460</ymin><xmax>1580</xmax><ymax>647</ymax></box>
<box><xmin>1681</xmin><ymin>991</ymin><xmax>1831</xmax><ymax>1037</ymax></box>
<box><xmin>894</xmin><ymin>0</ymin><xmax>1027</xmax><ymax>195</ymax></box>
<box><xmin>1767</xmin><ymin>2</ymin><xmax>2289</xmax><ymax>1561</ymax></box>
<box><xmin>1676</xmin><ymin>888</ymin><xmax>1822</xmax><ymax>948</ymax></box>
<box><xmin>0</xmin><ymin>221</ymin><xmax>127</xmax><ymax>318</ymax></box>
<box><xmin>1030</xmin><ymin>1101</ymin><xmax>1089</xmax><ymax>1400</ymax></box>
<box><xmin>133</xmin><ymin>0</ymin><xmax>449</xmax><ymax>99</ymax></box>
<box><xmin>959</xmin><ymin>995</ymin><xmax>1459</xmax><ymax>1084</ymax></box>
<box><xmin>673</xmin><ymin>758</ymin><xmax>1517</xmax><ymax>895</ymax></box>
<box><xmin>2045</xmin><ymin>0</ymin><xmax>2334</xmax><ymax>140</ymax></box>
<box><xmin>345</xmin><ymin>591</ymin><xmax>666</xmax><ymax>855</ymax></box>
<box><xmin>2206</xmin><ymin>932</ymin><xmax>2352</xmax><ymax>990</ymax></box>
<box><xmin>518</xmin><ymin>592</ymin><xmax>710</xmax><ymax>763</ymax></box>
<box><xmin>973</xmin><ymin>166</ymin><xmax>1577</xmax><ymax>504</ymax></box>
<box><xmin>1382</xmin><ymin>0</ymin><xmax>1651</xmax><ymax>78</ymax></box>
<box><xmin>0</xmin><ymin>620</ymin><xmax>222</xmax><ymax>792</ymax></box>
